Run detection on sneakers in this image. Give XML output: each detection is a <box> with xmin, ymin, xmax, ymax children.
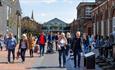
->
<box><xmin>7</xmin><ymin>62</ymin><xmax>11</xmax><ymax>64</ymax></box>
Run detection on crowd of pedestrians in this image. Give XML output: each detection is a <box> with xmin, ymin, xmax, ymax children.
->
<box><xmin>0</xmin><ymin>31</ymin><xmax>114</xmax><ymax>70</ymax></box>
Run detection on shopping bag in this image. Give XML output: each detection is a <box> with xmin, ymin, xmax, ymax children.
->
<box><xmin>34</xmin><ymin>45</ymin><xmax>39</xmax><ymax>53</ymax></box>
<box><xmin>16</xmin><ymin>50</ymin><xmax>20</xmax><ymax>60</ymax></box>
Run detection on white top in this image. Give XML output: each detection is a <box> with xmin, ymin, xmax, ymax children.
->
<box><xmin>60</xmin><ymin>39</ymin><xmax>65</xmax><ymax>47</ymax></box>
<box><xmin>21</xmin><ymin>41</ymin><xmax>26</xmax><ymax>49</ymax></box>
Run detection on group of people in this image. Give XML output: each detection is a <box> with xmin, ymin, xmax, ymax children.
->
<box><xmin>5</xmin><ymin>32</ymin><xmax>36</xmax><ymax>63</ymax></box>
<box><xmin>55</xmin><ymin>31</ymin><xmax>95</xmax><ymax>68</ymax></box>
<box><xmin>1</xmin><ymin>30</ymin><xmax>114</xmax><ymax>69</ymax></box>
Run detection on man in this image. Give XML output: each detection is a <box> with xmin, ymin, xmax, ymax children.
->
<box><xmin>72</xmin><ymin>31</ymin><xmax>82</xmax><ymax>68</ymax></box>
<box><xmin>36</xmin><ymin>32</ymin><xmax>46</xmax><ymax>57</ymax></box>
<box><xmin>6</xmin><ymin>32</ymin><xmax>17</xmax><ymax>63</ymax></box>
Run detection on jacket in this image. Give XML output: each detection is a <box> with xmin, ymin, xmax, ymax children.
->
<box><xmin>6</xmin><ymin>37</ymin><xmax>17</xmax><ymax>49</ymax></box>
<box><xmin>72</xmin><ymin>37</ymin><xmax>82</xmax><ymax>52</ymax></box>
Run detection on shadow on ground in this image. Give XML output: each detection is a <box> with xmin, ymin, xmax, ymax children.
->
<box><xmin>0</xmin><ymin>61</ymin><xmax>21</xmax><ymax>64</ymax></box>
<box><xmin>27</xmin><ymin>66</ymin><xmax>65</xmax><ymax>70</ymax></box>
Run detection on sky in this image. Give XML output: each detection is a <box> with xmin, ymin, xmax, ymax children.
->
<box><xmin>20</xmin><ymin>0</ymin><xmax>95</xmax><ymax>24</ymax></box>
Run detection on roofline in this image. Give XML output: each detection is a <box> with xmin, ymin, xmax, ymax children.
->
<box><xmin>77</xmin><ymin>2</ymin><xmax>96</xmax><ymax>9</ymax></box>
<box><xmin>92</xmin><ymin>0</ymin><xmax>109</xmax><ymax>12</ymax></box>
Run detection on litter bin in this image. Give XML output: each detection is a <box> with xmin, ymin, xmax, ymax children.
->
<box><xmin>84</xmin><ymin>52</ymin><xmax>95</xmax><ymax>69</ymax></box>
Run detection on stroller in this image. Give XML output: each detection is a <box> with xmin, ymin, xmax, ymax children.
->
<box><xmin>46</xmin><ymin>41</ymin><xmax>54</xmax><ymax>54</ymax></box>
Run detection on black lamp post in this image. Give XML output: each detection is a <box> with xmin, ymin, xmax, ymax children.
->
<box><xmin>0</xmin><ymin>0</ymin><xmax>2</xmax><ymax>6</ymax></box>
<box><xmin>16</xmin><ymin>10</ymin><xmax>21</xmax><ymax>43</ymax></box>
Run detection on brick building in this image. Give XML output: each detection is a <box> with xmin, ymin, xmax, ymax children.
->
<box><xmin>77</xmin><ymin>2</ymin><xmax>96</xmax><ymax>35</ymax></box>
<box><xmin>92</xmin><ymin>0</ymin><xmax>115</xmax><ymax>36</ymax></box>
<box><xmin>70</xmin><ymin>19</ymin><xmax>79</xmax><ymax>34</ymax></box>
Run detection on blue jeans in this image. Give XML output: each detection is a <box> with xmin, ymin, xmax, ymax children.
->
<box><xmin>8</xmin><ymin>49</ymin><xmax>15</xmax><ymax>62</ymax></box>
<box><xmin>58</xmin><ymin>47</ymin><xmax>66</xmax><ymax>66</ymax></box>
<box><xmin>40</xmin><ymin>44</ymin><xmax>45</xmax><ymax>56</ymax></box>
<box><xmin>84</xmin><ymin>44</ymin><xmax>89</xmax><ymax>53</ymax></box>
<box><xmin>21</xmin><ymin>48</ymin><xmax>26</xmax><ymax>62</ymax></box>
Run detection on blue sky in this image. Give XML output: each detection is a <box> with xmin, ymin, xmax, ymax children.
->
<box><xmin>20</xmin><ymin>0</ymin><xmax>95</xmax><ymax>24</ymax></box>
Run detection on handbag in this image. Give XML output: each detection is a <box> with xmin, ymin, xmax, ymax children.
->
<box><xmin>57</xmin><ymin>44</ymin><xmax>61</xmax><ymax>50</ymax></box>
<box><xmin>34</xmin><ymin>45</ymin><xmax>39</xmax><ymax>53</ymax></box>
<box><xmin>16</xmin><ymin>49</ymin><xmax>21</xmax><ymax>59</ymax></box>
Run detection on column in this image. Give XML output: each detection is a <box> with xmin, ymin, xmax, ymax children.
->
<box><xmin>107</xmin><ymin>19</ymin><xmax>110</xmax><ymax>36</ymax></box>
<box><xmin>112</xmin><ymin>17</ymin><xmax>115</xmax><ymax>32</ymax></box>
<box><xmin>97</xmin><ymin>22</ymin><xmax>99</xmax><ymax>35</ymax></box>
<box><xmin>101</xmin><ymin>20</ymin><xmax>104</xmax><ymax>36</ymax></box>
<box><xmin>93</xmin><ymin>23</ymin><xmax>96</xmax><ymax>36</ymax></box>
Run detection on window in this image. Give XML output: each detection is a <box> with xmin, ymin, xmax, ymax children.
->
<box><xmin>88</xmin><ymin>27</ymin><xmax>92</xmax><ymax>35</ymax></box>
<box><xmin>112</xmin><ymin>17</ymin><xmax>115</xmax><ymax>31</ymax></box>
<box><xmin>85</xmin><ymin>7</ymin><xmax>92</xmax><ymax>17</ymax></box>
<box><xmin>7</xmin><ymin>6</ymin><xmax>11</xmax><ymax>20</ymax></box>
<box><xmin>7</xmin><ymin>6</ymin><xmax>9</xmax><ymax>20</ymax></box>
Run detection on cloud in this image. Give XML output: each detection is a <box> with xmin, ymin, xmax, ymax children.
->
<box><xmin>39</xmin><ymin>13</ymin><xmax>48</xmax><ymax>17</ymax></box>
<box><xmin>63</xmin><ymin>0</ymin><xmax>74</xmax><ymax>4</ymax></box>
<box><xmin>20</xmin><ymin>0</ymin><xmax>57</xmax><ymax>4</ymax></box>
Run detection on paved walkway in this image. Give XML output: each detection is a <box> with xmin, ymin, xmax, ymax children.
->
<box><xmin>0</xmin><ymin>43</ymin><xmax>103</xmax><ymax>70</ymax></box>
<box><xmin>28</xmin><ymin>52</ymin><xmax>66</xmax><ymax>70</ymax></box>
<box><xmin>0</xmin><ymin>46</ymin><xmax>38</xmax><ymax>70</ymax></box>
<box><xmin>28</xmin><ymin>51</ymin><xmax>102</xmax><ymax>70</ymax></box>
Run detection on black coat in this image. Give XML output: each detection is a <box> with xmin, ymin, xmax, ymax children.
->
<box><xmin>72</xmin><ymin>37</ymin><xmax>82</xmax><ymax>52</ymax></box>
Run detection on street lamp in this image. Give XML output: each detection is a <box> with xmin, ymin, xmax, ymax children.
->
<box><xmin>0</xmin><ymin>0</ymin><xmax>2</xmax><ymax>6</ymax></box>
<box><xmin>16</xmin><ymin>10</ymin><xmax>21</xmax><ymax>43</ymax></box>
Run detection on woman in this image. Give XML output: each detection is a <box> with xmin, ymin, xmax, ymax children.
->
<box><xmin>19</xmin><ymin>34</ymin><xmax>28</xmax><ymax>62</ymax></box>
<box><xmin>28</xmin><ymin>34</ymin><xmax>35</xmax><ymax>57</ymax></box>
<box><xmin>57</xmin><ymin>32</ymin><xmax>67</xmax><ymax>68</ymax></box>
<box><xmin>83</xmin><ymin>33</ymin><xmax>89</xmax><ymax>53</ymax></box>
<box><xmin>0</xmin><ymin>34</ymin><xmax>3</xmax><ymax>51</ymax></box>
<box><xmin>66</xmin><ymin>32</ymin><xmax>72</xmax><ymax>56</ymax></box>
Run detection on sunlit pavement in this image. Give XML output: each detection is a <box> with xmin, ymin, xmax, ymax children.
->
<box><xmin>29</xmin><ymin>50</ymin><xmax>102</xmax><ymax>70</ymax></box>
<box><xmin>0</xmin><ymin>43</ymin><xmax>103</xmax><ymax>70</ymax></box>
<box><xmin>0</xmin><ymin>45</ymin><xmax>38</xmax><ymax>70</ymax></box>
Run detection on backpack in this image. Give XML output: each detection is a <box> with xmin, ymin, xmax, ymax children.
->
<box><xmin>39</xmin><ymin>35</ymin><xmax>45</xmax><ymax>45</ymax></box>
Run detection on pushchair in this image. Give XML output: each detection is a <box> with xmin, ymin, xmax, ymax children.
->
<box><xmin>46</xmin><ymin>41</ymin><xmax>54</xmax><ymax>53</ymax></box>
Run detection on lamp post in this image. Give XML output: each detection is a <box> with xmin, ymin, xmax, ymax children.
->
<box><xmin>16</xmin><ymin>10</ymin><xmax>21</xmax><ymax>43</ymax></box>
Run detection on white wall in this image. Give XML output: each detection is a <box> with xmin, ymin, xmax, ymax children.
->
<box><xmin>0</xmin><ymin>4</ymin><xmax>7</xmax><ymax>35</ymax></box>
<box><xmin>0</xmin><ymin>0</ymin><xmax>21</xmax><ymax>37</ymax></box>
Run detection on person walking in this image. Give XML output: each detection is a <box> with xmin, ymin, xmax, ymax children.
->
<box><xmin>72</xmin><ymin>31</ymin><xmax>82</xmax><ymax>68</ymax></box>
<box><xmin>66</xmin><ymin>32</ymin><xmax>72</xmax><ymax>56</ymax></box>
<box><xmin>57</xmin><ymin>32</ymin><xmax>67</xmax><ymax>68</ymax></box>
<box><xmin>0</xmin><ymin>34</ymin><xmax>4</xmax><ymax>51</ymax></box>
<box><xmin>4</xmin><ymin>33</ymin><xmax>9</xmax><ymax>51</ymax></box>
<box><xmin>18</xmin><ymin>34</ymin><xmax>28</xmax><ymax>62</ymax></box>
<box><xmin>28</xmin><ymin>33</ymin><xmax>35</xmax><ymax>57</ymax></box>
<box><xmin>55</xmin><ymin>32</ymin><xmax>60</xmax><ymax>51</ymax></box>
<box><xmin>82</xmin><ymin>33</ymin><xmax>89</xmax><ymax>53</ymax></box>
<box><xmin>6</xmin><ymin>32</ymin><xmax>17</xmax><ymax>63</ymax></box>
<box><xmin>36</xmin><ymin>32</ymin><xmax>46</xmax><ymax>57</ymax></box>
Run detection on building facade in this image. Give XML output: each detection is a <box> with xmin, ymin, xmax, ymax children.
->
<box><xmin>0</xmin><ymin>0</ymin><xmax>21</xmax><ymax>38</ymax></box>
<box><xmin>42</xmin><ymin>18</ymin><xmax>70</xmax><ymax>33</ymax></box>
<box><xmin>77</xmin><ymin>2</ymin><xmax>96</xmax><ymax>35</ymax></box>
<box><xmin>70</xmin><ymin>19</ymin><xmax>79</xmax><ymax>34</ymax></box>
<box><xmin>92</xmin><ymin>0</ymin><xmax>115</xmax><ymax>36</ymax></box>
